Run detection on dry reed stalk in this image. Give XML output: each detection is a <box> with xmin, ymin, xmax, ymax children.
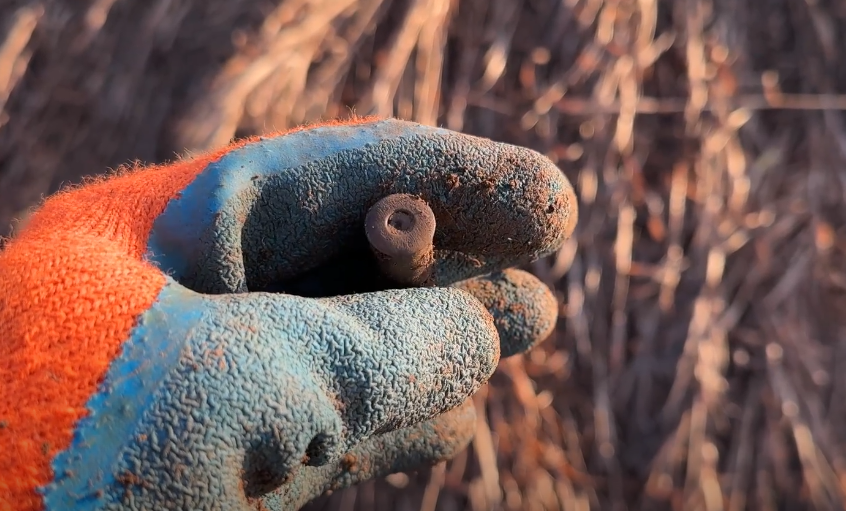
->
<box><xmin>4</xmin><ymin>0</ymin><xmax>846</xmax><ymax>509</ymax></box>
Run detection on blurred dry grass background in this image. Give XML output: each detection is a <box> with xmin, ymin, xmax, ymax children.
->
<box><xmin>3</xmin><ymin>0</ymin><xmax>846</xmax><ymax>509</ymax></box>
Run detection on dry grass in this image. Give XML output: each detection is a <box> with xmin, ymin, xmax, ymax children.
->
<box><xmin>4</xmin><ymin>0</ymin><xmax>846</xmax><ymax>509</ymax></box>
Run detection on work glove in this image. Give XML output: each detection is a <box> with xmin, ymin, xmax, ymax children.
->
<box><xmin>0</xmin><ymin>117</ymin><xmax>578</xmax><ymax>511</ymax></box>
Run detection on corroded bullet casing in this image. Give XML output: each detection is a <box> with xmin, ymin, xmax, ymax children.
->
<box><xmin>365</xmin><ymin>194</ymin><xmax>436</xmax><ymax>287</ymax></box>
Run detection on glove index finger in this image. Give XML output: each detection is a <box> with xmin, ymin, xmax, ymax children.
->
<box><xmin>145</xmin><ymin>118</ymin><xmax>576</xmax><ymax>295</ymax></box>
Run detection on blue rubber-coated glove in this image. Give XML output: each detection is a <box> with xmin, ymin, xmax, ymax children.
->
<box><xmin>0</xmin><ymin>118</ymin><xmax>577</xmax><ymax>511</ymax></box>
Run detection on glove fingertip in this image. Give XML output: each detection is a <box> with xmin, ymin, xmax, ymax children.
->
<box><xmin>456</xmin><ymin>269</ymin><xmax>559</xmax><ymax>358</ymax></box>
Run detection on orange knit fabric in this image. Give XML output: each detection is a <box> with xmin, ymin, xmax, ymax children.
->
<box><xmin>0</xmin><ymin>116</ymin><xmax>380</xmax><ymax>511</ymax></box>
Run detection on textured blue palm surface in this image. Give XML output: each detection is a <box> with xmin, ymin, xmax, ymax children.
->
<box><xmin>41</xmin><ymin>119</ymin><xmax>576</xmax><ymax>510</ymax></box>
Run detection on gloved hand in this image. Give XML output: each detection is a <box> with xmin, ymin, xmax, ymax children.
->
<box><xmin>0</xmin><ymin>117</ymin><xmax>577</xmax><ymax>511</ymax></box>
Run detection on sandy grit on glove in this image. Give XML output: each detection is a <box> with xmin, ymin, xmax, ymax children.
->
<box><xmin>0</xmin><ymin>117</ymin><xmax>577</xmax><ymax>511</ymax></box>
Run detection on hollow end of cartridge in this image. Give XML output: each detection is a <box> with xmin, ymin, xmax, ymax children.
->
<box><xmin>365</xmin><ymin>194</ymin><xmax>436</xmax><ymax>286</ymax></box>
